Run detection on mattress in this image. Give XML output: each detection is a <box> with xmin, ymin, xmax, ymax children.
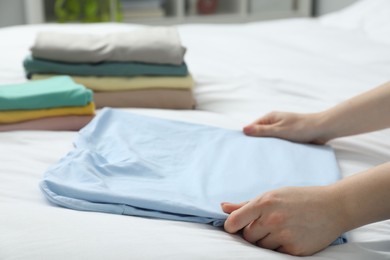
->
<box><xmin>1</xmin><ymin>2</ymin><xmax>390</xmax><ymax>259</ymax></box>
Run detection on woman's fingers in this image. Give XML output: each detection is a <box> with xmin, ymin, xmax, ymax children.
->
<box><xmin>221</xmin><ymin>201</ymin><xmax>248</xmax><ymax>214</ymax></box>
<box><xmin>256</xmin><ymin>234</ymin><xmax>281</xmax><ymax>251</ymax></box>
<box><xmin>243</xmin><ymin>112</ymin><xmax>288</xmax><ymax>137</ymax></box>
<box><xmin>224</xmin><ymin>200</ymin><xmax>263</xmax><ymax>234</ymax></box>
<box><xmin>243</xmin><ymin>112</ymin><xmax>327</xmax><ymax>144</ymax></box>
<box><xmin>242</xmin><ymin>218</ymin><xmax>269</xmax><ymax>243</ymax></box>
<box><xmin>251</xmin><ymin>111</ymin><xmax>279</xmax><ymax>125</ymax></box>
<box><xmin>243</xmin><ymin>124</ymin><xmax>277</xmax><ymax>137</ymax></box>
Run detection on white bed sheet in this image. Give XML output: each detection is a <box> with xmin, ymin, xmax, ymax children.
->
<box><xmin>1</xmin><ymin>13</ymin><xmax>390</xmax><ymax>260</ymax></box>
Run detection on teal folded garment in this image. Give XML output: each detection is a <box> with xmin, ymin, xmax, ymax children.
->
<box><xmin>23</xmin><ymin>55</ymin><xmax>189</xmax><ymax>78</ymax></box>
<box><xmin>0</xmin><ymin>76</ymin><xmax>93</xmax><ymax>111</ymax></box>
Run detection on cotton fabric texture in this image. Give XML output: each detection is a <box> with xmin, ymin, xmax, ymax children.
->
<box><xmin>31</xmin><ymin>74</ymin><xmax>194</xmax><ymax>92</ymax></box>
<box><xmin>0</xmin><ymin>102</ymin><xmax>95</xmax><ymax>123</ymax></box>
<box><xmin>0</xmin><ymin>115</ymin><xmax>94</xmax><ymax>131</ymax></box>
<box><xmin>31</xmin><ymin>27</ymin><xmax>186</xmax><ymax>65</ymax></box>
<box><xmin>93</xmin><ymin>89</ymin><xmax>195</xmax><ymax>109</ymax></box>
<box><xmin>41</xmin><ymin>108</ymin><xmax>344</xmax><ymax>248</ymax></box>
<box><xmin>27</xmin><ymin>27</ymin><xmax>193</xmax><ymax>110</ymax></box>
<box><xmin>0</xmin><ymin>76</ymin><xmax>93</xmax><ymax>111</ymax></box>
<box><xmin>23</xmin><ymin>55</ymin><xmax>189</xmax><ymax>77</ymax></box>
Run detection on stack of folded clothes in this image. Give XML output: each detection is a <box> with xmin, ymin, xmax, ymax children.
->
<box><xmin>24</xmin><ymin>27</ymin><xmax>195</xmax><ymax>110</ymax></box>
<box><xmin>0</xmin><ymin>76</ymin><xmax>94</xmax><ymax>131</ymax></box>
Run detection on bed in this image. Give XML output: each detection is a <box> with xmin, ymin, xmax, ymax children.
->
<box><xmin>1</xmin><ymin>0</ymin><xmax>390</xmax><ymax>259</ymax></box>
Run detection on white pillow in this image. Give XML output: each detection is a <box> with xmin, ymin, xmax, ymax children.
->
<box><xmin>319</xmin><ymin>0</ymin><xmax>390</xmax><ymax>44</ymax></box>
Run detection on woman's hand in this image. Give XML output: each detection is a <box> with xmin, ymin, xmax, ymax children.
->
<box><xmin>248</xmin><ymin>81</ymin><xmax>390</xmax><ymax>142</ymax></box>
<box><xmin>228</xmin><ymin>81</ymin><xmax>390</xmax><ymax>255</ymax></box>
<box><xmin>243</xmin><ymin>111</ymin><xmax>331</xmax><ymax>144</ymax></box>
<box><xmin>222</xmin><ymin>186</ymin><xmax>346</xmax><ymax>256</ymax></box>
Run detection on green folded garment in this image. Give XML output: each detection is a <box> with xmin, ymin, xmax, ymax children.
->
<box><xmin>0</xmin><ymin>76</ymin><xmax>93</xmax><ymax>111</ymax></box>
<box><xmin>23</xmin><ymin>55</ymin><xmax>189</xmax><ymax>78</ymax></box>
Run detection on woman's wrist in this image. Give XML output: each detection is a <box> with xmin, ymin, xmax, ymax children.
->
<box><xmin>307</xmin><ymin>111</ymin><xmax>336</xmax><ymax>144</ymax></box>
<box><xmin>324</xmin><ymin>183</ymin><xmax>353</xmax><ymax>234</ymax></box>
<box><xmin>329</xmin><ymin>163</ymin><xmax>390</xmax><ymax>233</ymax></box>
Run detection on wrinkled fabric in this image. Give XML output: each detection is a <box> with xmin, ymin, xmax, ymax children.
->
<box><xmin>40</xmin><ymin>108</ymin><xmax>344</xmax><ymax>246</ymax></box>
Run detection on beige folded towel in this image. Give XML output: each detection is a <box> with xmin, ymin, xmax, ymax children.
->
<box><xmin>94</xmin><ymin>88</ymin><xmax>196</xmax><ymax>110</ymax></box>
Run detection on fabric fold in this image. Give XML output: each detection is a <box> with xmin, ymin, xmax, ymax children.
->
<box><xmin>93</xmin><ymin>88</ymin><xmax>195</xmax><ymax>109</ymax></box>
<box><xmin>0</xmin><ymin>102</ymin><xmax>95</xmax><ymax>123</ymax></box>
<box><xmin>0</xmin><ymin>115</ymin><xmax>94</xmax><ymax>131</ymax></box>
<box><xmin>0</xmin><ymin>76</ymin><xmax>93</xmax><ymax>111</ymax></box>
<box><xmin>31</xmin><ymin>74</ymin><xmax>194</xmax><ymax>92</ymax></box>
<box><xmin>31</xmin><ymin>27</ymin><xmax>186</xmax><ymax>65</ymax></box>
<box><xmin>23</xmin><ymin>55</ymin><xmax>189</xmax><ymax>77</ymax></box>
<box><xmin>40</xmin><ymin>108</ymin><xmax>343</xmax><ymax>233</ymax></box>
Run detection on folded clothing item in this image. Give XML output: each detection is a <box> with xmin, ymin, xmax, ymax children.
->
<box><xmin>31</xmin><ymin>74</ymin><xmax>194</xmax><ymax>92</ymax></box>
<box><xmin>0</xmin><ymin>76</ymin><xmax>93</xmax><ymax>111</ymax></box>
<box><xmin>31</xmin><ymin>27</ymin><xmax>186</xmax><ymax>65</ymax></box>
<box><xmin>0</xmin><ymin>102</ymin><xmax>95</xmax><ymax>123</ymax></box>
<box><xmin>23</xmin><ymin>55</ymin><xmax>189</xmax><ymax>77</ymax></box>
<box><xmin>94</xmin><ymin>88</ymin><xmax>195</xmax><ymax>109</ymax></box>
<box><xmin>40</xmin><ymin>108</ymin><xmax>345</xmax><ymax>247</ymax></box>
<box><xmin>0</xmin><ymin>115</ymin><xmax>94</xmax><ymax>132</ymax></box>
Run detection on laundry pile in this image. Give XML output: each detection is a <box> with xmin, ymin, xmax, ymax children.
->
<box><xmin>24</xmin><ymin>27</ymin><xmax>195</xmax><ymax>109</ymax></box>
<box><xmin>0</xmin><ymin>76</ymin><xmax>94</xmax><ymax>131</ymax></box>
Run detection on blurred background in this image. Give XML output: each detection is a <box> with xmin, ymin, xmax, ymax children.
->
<box><xmin>0</xmin><ymin>0</ymin><xmax>358</xmax><ymax>27</ymax></box>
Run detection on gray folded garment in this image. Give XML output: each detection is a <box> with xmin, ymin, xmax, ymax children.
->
<box><xmin>31</xmin><ymin>27</ymin><xmax>186</xmax><ymax>65</ymax></box>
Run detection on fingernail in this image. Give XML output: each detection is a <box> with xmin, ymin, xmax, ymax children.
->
<box><xmin>243</xmin><ymin>126</ymin><xmax>253</xmax><ymax>134</ymax></box>
<box><xmin>220</xmin><ymin>202</ymin><xmax>231</xmax><ymax>207</ymax></box>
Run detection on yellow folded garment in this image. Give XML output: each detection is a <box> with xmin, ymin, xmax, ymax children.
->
<box><xmin>32</xmin><ymin>74</ymin><xmax>194</xmax><ymax>92</ymax></box>
<box><xmin>0</xmin><ymin>102</ymin><xmax>95</xmax><ymax>123</ymax></box>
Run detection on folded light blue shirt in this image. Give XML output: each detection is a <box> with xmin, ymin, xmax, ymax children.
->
<box><xmin>40</xmin><ymin>108</ymin><xmax>346</xmax><ymax>244</ymax></box>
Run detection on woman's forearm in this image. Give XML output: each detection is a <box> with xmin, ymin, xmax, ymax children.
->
<box><xmin>318</xmin><ymin>81</ymin><xmax>390</xmax><ymax>141</ymax></box>
<box><xmin>330</xmin><ymin>161</ymin><xmax>390</xmax><ymax>232</ymax></box>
